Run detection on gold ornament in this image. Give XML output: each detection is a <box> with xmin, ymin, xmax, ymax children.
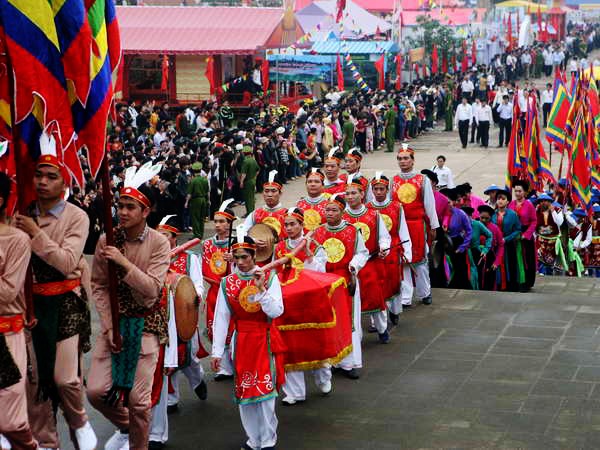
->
<box><xmin>397</xmin><ymin>183</ymin><xmax>417</xmax><ymax>204</ymax></box>
<box><xmin>323</xmin><ymin>237</ymin><xmax>346</xmax><ymax>263</ymax></box>
<box><xmin>262</xmin><ymin>216</ymin><xmax>281</xmax><ymax>236</ymax></box>
<box><xmin>209</xmin><ymin>252</ymin><xmax>227</xmax><ymax>276</ymax></box>
<box><xmin>239</xmin><ymin>285</ymin><xmax>261</xmax><ymax>313</ymax></box>
<box><xmin>303</xmin><ymin>209</ymin><xmax>322</xmax><ymax>231</ymax></box>
<box><xmin>353</xmin><ymin>222</ymin><xmax>371</xmax><ymax>243</ymax></box>
<box><xmin>322</xmin><ymin>192</ymin><xmax>332</xmax><ymax>199</ymax></box>
<box><xmin>381</xmin><ymin>214</ymin><xmax>392</xmax><ymax>232</ymax></box>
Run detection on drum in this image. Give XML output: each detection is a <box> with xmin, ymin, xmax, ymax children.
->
<box><xmin>248</xmin><ymin>223</ymin><xmax>278</xmax><ymax>262</ymax></box>
<box><xmin>167</xmin><ymin>272</ymin><xmax>199</xmax><ymax>341</ymax></box>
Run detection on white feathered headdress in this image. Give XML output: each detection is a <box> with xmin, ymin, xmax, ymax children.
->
<box><xmin>264</xmin><ymin>170</ymin><xmax>282</xmax><ymax>189</ymax></box>
<box><xmin>120</xmin><ymin>161</ymin><xmax>162</xmax><ymax>207</ymax></box>
<box><xmin>215</xmin><ymin>198</ymin><xmax>236</xmax><ymax>222</ymax></box>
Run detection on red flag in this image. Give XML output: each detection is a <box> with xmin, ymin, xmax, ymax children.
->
<box><xmin>395</xmin><ymin>54</ymin><xmax>402</xmax><ymax>90</ymax></box>
<box><xmin>336</xmin><ymin>54</ymin><xmax>344</xmax><ymax>91</ymax></box>
<box><xmin>441</xmin><ymin>52</ymin><xmax>448</xmax><ymax>73</ymax></box>
<box><xmin>461</xmin><ymin>41</ymin><xmax>468</xmax><ymax>73</ymax></box>
<box><xmin>374</xmin><ymin>55</ymin><xmax>385</xmax><ymax>90</ymax></box>
<box><xmin>451</xmin><ymin>54</ymin><xmax>457</xmax><ymax>73</ymax></box>
<box><xmin>471</xmin><ymin>40</ymin><xmax>477</xmax><ymax>66</ymax></box>
<box><xmin>336</xmin><ymin>0</ymin><xmax>346</xmax><ymax>22</ymax></box>
<box><xmin>537</xmin><ymin>5</ymin><xmax>543</xmax><ymax>40</ymax></box>
<box><xmin>161</xmin><ymin>55</ymin><xmax>169</xmax><ymax>92</ymax></box>
<box><xmin>205</xmin><ymin>56</ymin><xmax>215</xmax><ymax>95</ymax></box>
<box><xmin>543</xmin><ymin>18</ymin><xmax>549</xmax><ymax>43</ymax></box>
<box><xmin>431</xmin><ymin>44</ymin><xmax>439</xmax><ymax>74</ymax></box>
<box><xmin>261</xmin><ymin>59</ymin><xmax>270</xmax><ymax>92</ymax></box>
<box><xmin>507</xmin><ymin>13</ymin><xmax>513</xmax><ymax>51</ymax></box>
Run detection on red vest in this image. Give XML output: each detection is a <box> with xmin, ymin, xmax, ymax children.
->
<box><xmin>297</xmin><ymin>197</ymin><xmax>327</xmax><ymax>232</ymax></box>
<box><xmin>343</xmin><ymin>207</ymin><xmax>379</xmax><ymax>253</ymax></box>
<box><xmin>367</xmin><ymin>199</ymin><xmax>401</xmax><ymax>243</ymax></box>
<box><xmin>274</xmin><ymin>238</ymin><xmax>319</xmax><ymax>263</ymax></box>
<box><xmin>254</xmin><ymin>207</ymin><xmax>287</xmax><ymax>238</ymax></box>
<box><xmin>323</xmin><ymin>181</ymin><xmax>345</xmax><ymax>196</ymax></box>
<box><xmin>312</xmin><ymin>222</ymin><xmax>358</xmax><ymax>283</ymax></box>
<box><xmin>535</xmin><ymin>209</ymin><xmax>559</xmax><ymax>237</ymax></box>
<box><xmin>392</xmin><ymin>174</ymin><xmax>425</xmax><ymax>221</ymax></box>
<box><xmin>202</xmin><ymin>238</ymin><xmax>230</xmax><ymax>284</ymax></box>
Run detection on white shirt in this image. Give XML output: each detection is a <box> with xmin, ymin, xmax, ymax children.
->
<box><xmin>543</xmin><ymin>49</ymin><xmax>553</xmax><ymax>66</ymax></box>
<box><xmin>432</xmin><ymin>165</ymin><xmax>455</xmax><ymax>188</ymax></box>
<box><xmin>476</xmin><ymin>105</ymin><xmax>493</xmax><ymax>123</ymax></box>
<box><xmin>211</xmin><ymin>267</ymin><xmax>283</xmax><ymax>359</ymax></box>
<box><xmin>517</xmin><ymin>90</ymin><xmax>527</xmax><ymax>112</ymax></box>
<box><xmin>541</xmin><ymin>89</ymin><xmax>553</xmax><ymax>105</ymax></box>
<box><xmin>455</xmin><ymin>103</ymin><xmax>473</xmax><ymax>124</ymax></box>
<box><xmin>497</xmin><ymin>102</ymin><xmax>513</xmax><ymax>120</ymax></box>
<box><xmin>568</xmin><ymin>59</ymin><xmax>579</xmax><ymax>72</ymax></box>
<box><xmin>471</xmin><ymin>102</ymin><xmax>482</xmax><ymax>120</ymax></box>
<box><xmin>461</xmin><ymin>80</ymin><xmax>474</xmax><ymax>93</ymax></box>
<box><xmin>521</xmin><ymin>53</ymin><xmax>532</xmax><ymax>65</ymax></box>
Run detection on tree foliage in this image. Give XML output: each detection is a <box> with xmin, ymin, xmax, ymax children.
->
<box><xmin>406</xmin><ymin>15</ymin><xmax>461</xmax><ymax>56</ymax></box>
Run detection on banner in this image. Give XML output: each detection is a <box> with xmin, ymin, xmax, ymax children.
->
<box><xmin>268</xmin><ymin>59</ymin><xmax>333</xmax><ymax>82</ymax></box>
<box><xmin>408</xmin><ymin>47</ymin><xmax>425</xmax><ymax>63</ymax></box>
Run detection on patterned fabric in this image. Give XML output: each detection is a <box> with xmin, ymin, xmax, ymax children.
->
<box><xmin>297</xmin><ymin>197</ymin><xmax>327</xmax><ymax>232</ymax></box>
<box><xmin>312</xmin><ymin>222</ymin><xmax>357</xmax><ymax>284</ymax></box>
<box><xmin>0</xmin><ymin>334</ymin><xmax>21</xmax><ymax>389</ymax></box>
<box><xmin>392</xmin><ymin>174</ymin><xmax>427</xmax><ymax>262</ymax></box>
<box><xmin>253</xmin><ymin>207</ymin><xmax>288</xmax><ymax>238</ymax></box>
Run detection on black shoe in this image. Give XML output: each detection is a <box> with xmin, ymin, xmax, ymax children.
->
<box><xmin>389</xmin><ymin>312</ymin><xmax>399</xmax><ymax>326</ymax></box>
<box><xmin>367</xmin><ymin>325</ymin><xmax>377</xmax><ymax>333</ymax></box>
<box><xmin>378</xmin><ymin>330</ymin><xmax>390</xmax><ymax>344</ymax></box>
<box><xmin>214</xmin><ymin>374</ymin><xmax>233</xmax><ymax>382</ymax></box>
<box><xmin>149</xmin><ymin>441</ymin><xmax>165</xmax><ymax>450</ymax></box>
<box><xmin>402</xmin><ymin>303</ymin><xmax>412</xmax><ymax>309</ymax></box>
<box><xmin>341</xmin><ymin>368</ymin><xmax>360</xmax><ymax>380</ymax></box>
<box><xmin>497</xmin><ymin>144</ymin><xmax>503</xmax><ymax>148</ymax></box>
<box><xmin>194</xmin><ymin>380</ymin><xmax>208</xmax><ymax>400</ymax></box>
<box><xmin>241</xmin><ymin>444</ymin><xmax>253</xmax><ymax>450</ymax></box>
<box><xmin>167</xmin><ymin>403</ymin><xmax>179</xmax><ymax>414</ymax></box>
<box><xmin>422</xmin><ymin>295</ymin><xmax>432</xmax><ymax>305</ymax></box>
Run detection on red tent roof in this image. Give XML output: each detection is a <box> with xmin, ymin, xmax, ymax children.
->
<box><xmin>349</xmin><ymin>0</ymin><xmax>463</xmax><ymax>12</ymax></box>
<box><xmin>116</xmin><ymin>6</ymin><xmax>285</xmax><ymax>55</ymax></box>
<box><xmin>401</xmin><ymin>8</ymin><xmax>485</xmax><ymax>26</ymax></box>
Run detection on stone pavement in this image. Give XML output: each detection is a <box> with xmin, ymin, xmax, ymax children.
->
<box><xmin>60</xmin><ymin>275</ymin><xmax>600</xmax><ymax>450</ymax></box>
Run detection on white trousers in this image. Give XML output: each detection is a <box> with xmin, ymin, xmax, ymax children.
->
<box><xmin>401</xmin><ymin>261</ymin><xmax>431</xmax><ymax>305</ymax></box>
<box><xmin>239</xmin><ymin>398</ymin><xmax>277</xmax><ymax>450</ymax></box>
<box><xmin>370</xmin><ymin>310</ymin><xmax>387</xmax><ymax>334</ymax></box>
<box><xmin>282</xmin><ymin>367</ymin><xmax>331</xmax><ymax>401</ymax></box>
<box><xmin>338</xmin><ymin>283</ymin><xmax>363</xmax><ymax>370</ymax></box>
<box><xmin>217</xmin><ymin>347</ymin><xmax>234</xmax><ymax>376</ymax></box>
<box><xmin>168</xmin><ymin>338</ymin><xmax>205</xmax><ymax>406</ymax></box>
<box><xmin>149</xmin><ymin>375</ymin><xmax>169</xmax><ymax>443</ymax></box>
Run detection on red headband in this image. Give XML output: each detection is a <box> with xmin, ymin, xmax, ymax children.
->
<box><xmin>263</xmin><ymin>181</ymin><xmax>283</xmax><ymax>191</ymax></box>
<box><xmin>232</xmin><ymin>242</ymin><xmax>256</xmax><ymax>252</ymax></box>
<box><xmin>158</xmin><ymin>224</ymin><xmax>179</xmax><ymax>235</ymax></box>
<box><xmin>37</xmin><ymin>155</ymin><xmax>69</xmax><ymax>181</ymax></box>
<box><xmin>215</xmin><ymin>211</ymin><xmax>235</xmax><ymax>222</ymax></box>
<box><xmin>346</xmin><ymin>153</ymin><xmax>362</xmax><ymax>162</ymax></box>
<box><xmin>120</xmin><ymin>187</ymin><xmax>151</xmax><ymax>208</ymax></box>
<box><xmin>307</xmin><ymin>171</ymin><xmax>325</xmax><ymax>182</ymax></box>
<box><xmin>370</xmin><ymin>178</ymin><xmax>389</xmax><ymax>187</ymax></box>
<box><xmin>328</xmin><ymin>197</ymin><xmax>345</xmax><ymax>210</ymax></box>
<box><xmin>286</xmin><ymin>212</ymin><xmax>304</xmax><ymax>223</ymax></box>
<box><xmin>325</xmin><ymin>156</ymin><xmax>341</xmax><ymax>164</ymax></box>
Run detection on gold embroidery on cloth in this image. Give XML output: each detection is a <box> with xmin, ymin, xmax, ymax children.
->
<box><xmin>397</xmin><ymin>183</ymin><xmax>417</xmax><ymax>204</ymax></box>
<box><xmin>323</xmin><ymin>237</ymin><xmax>345</xmax><ymax>263</ymax></box>
<box><xmin>239</xmin><ymin>285</ymin><xmax>261</xmax><ymax>313</ymax></box>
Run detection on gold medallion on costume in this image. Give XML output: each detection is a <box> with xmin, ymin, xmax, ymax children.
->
<box><xmin>381</xmin><ymin>214</ymin><xmax>392</xmax><ymax>232</ymax></box>
<box><xmin>322</xmin><ymin>192</ymin><xmax>332</xmax><ymax>199</ymax></box>
<box><xmin>262</xmin><ymin>216</ymin><xmax>282</xmax><ymax>236</ymax></box>
<box><xmin>303</xmin><ymin>209</ymin><xmax>322</xmax><ymax>231</ymax></box>
<box><xmin>239</xmin><ymin>285</ymin><xmax>261</xmax><ymax>313</ymax></box>
<box><xmin>323</xmin><ymin>237</ymin><xmax>346</xmax><ymax>263</ymax></box>
<box><xmin>396</xmin><ymin>183</ymin><xmax>417</xmax><ymax>204</ymax></box>
<box><xmin>352</xmin><ymin>222</ymin><xmax>371</xmax><ymax>243</ymax></box>
<box><xmin>209</xmin><ymin>252</ymin><xmax>227</xmax><ymax>276</ymax></box>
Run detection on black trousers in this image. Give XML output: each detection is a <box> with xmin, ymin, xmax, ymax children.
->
<box><xmin>544</xmin><ymin>64</ymin><xmax>552</xmax><ymax>77</ymax></box>
<box><xmin>458</xmin><ymin>120</ymin><xmax>470</xmax><ymax>148</ymax></box>
<box><xmin>470</xmin><ymin>118</ymin><xmax>479</xmax><ymax>143</ymax></box>
<box><xmin>521</xmin><ymin>236</ymin><xmax>537</xmax><ymax>290</ymax></box>
<box><xmin>478</xmin><ymin>121</ymin><xmax>490</xmax><ymax>147</ymax></box>
<box><xmin>542</xmin><ymin>103</ymin><xmax>551</xmax><ymax>127</ymax></box>
<box><xmin>499</xmin><ymin>118</ymin><xmax>511</xmax><ymax>146</ymax></box>
<box><xmin>448</xmin><ymin>237</ymin><xmax>472</xmax><ymax>290</ymax></box>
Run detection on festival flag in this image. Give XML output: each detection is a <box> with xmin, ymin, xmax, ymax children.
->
<box><xmin>53</xmin><ymin>0</ymin><xmax>94</xmax><ymax>106</ymax></box>
<box><xmin>471</xmin><ymin>40</ymin><xmax>477</xmax><ymax>66</ymax></box>
<box><xmin>517</xmin><ymin>14</ymin><xmax>520</xmax><ymax>37</ymax></box>
<box><xmin>71</xmin><ymin>0</ymin><xmax>121</xmax><ymax>180</ymax></box>
<box><xmin>0</xmin><ymin>25</ymin><xmax>17</xmax><ymax>214</ymax></box>
<box><xmin>546</xmin><ymin>78</ymin><xmax>571</xmax><ymax>148</ymax></box>
<box><xmin>161</xmin><ymin>55</ymin><xmax>169</xmax><ymax>92</ymax></box>
<box><xmin>205</xmin><ymin>56</ymin><xmax>215</xmax><ymax>95</ymax></box>
<box><xmin>461</xmin><ymin>41</ymin><xmax>468</xmax><ymax>73</ymax></box>
<box><xmin>261</xmin><ymin>59</ymin><xmax>270</xmax><ymax>92</ymax></box>
<box><xmin>507</xmin><ymin>13</ymin><xmax>513</xmax><ymax>51</ymax></box>
<box><xmin>543</xmin><ymin>19</ymin><xmax>549</xmax><ymax>43</ymax></box>
<box><xmin>451</xmin><ymin>54</ymin><xmax>457</xmax><ymax>73</ymax></box>
<box><xmin>336</xmin><ymin>0</ymin><xmax>346</xmax><ymax>23</ymax></box>
<box><xmin>525</xmin><ymin>94</ymin><xmax>555</xmax><ymax>190</ymax></box>
<box><xmin>536</xmin><ymin>5</ymin><xmax>543</xmax><ymax>42</ymax></box>
<box><xmin>374</xmin><ymin>54</ymin><xmax>385</xmax><ymax>90</ymax></box>
<box><xmin>569</xmin><ymin>108</ymin><xmax>593</xmax><ymax>210</ymax></box>
<box><xmin>431</xmin><ymin>44</ymin><xmax>438</xmax><ymax>74</ymax></box>
<box><xmin>506</xmin><ymin>92</ymin><xmax>523</xmax><ymax>188</ymax></box>
<box><xmin>395</xmin><ymin>54</ymin><xmax>402</xmax><ymax>90</ymax></box>
<box><xmin>336</xmin><ymin>54</ymin><xmax>344</xmax><ymax>91</ymax></box>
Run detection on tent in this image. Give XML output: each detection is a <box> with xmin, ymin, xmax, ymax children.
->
<box><xmin>295</xmin><ymin>0</ymin><xmax>392</xmax><ymax>40</ymax></box>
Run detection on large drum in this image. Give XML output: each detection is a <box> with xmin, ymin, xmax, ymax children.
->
<box><xmin>167</xmin><ymin>272</ymin><xmax>199</xmax><ymax>341</ymax></box>
<box><xmin>248</xmin><ymin>223</ymin><xmax>278</xmax><ymax>262</ymax></box>
<box><xmin>274</xmin><ymin>268</ymin><xmax>353</xmax><ymax>371</ymax></box>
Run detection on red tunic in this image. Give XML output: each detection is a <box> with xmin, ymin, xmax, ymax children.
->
<box><xmin>297</xmin><ymin>197</ymin><xmax>327</xmax><ymax>233</ymax></box>
<box><xmin>201</xmin><ymin>237</ymin><xmax>232</xmax><ymax>351</ymax></box>
<box><xmin>392</xmin><ymin>174</ymin><xmax>427</xmax><ymax>263</ymax></box>
<box><xmin>367</xmin><ymin>199</ymin><xmax>403</xmax><ymax>300</ymax></box>
<box><xmin>312</xmin><ymin>222</ymin><xmax>357</xmax><ymax>284</ymax></box>
<box><xmin>223</xmin><ymin>271</ymin><xmax>285</xmax><ymax>403</ymax></box>
<box><xmin>253</xmin><ymin>207</ymin><xmax>288</xmax><ymax>238</ymax></box>
<box><xmin>536</xmin><ymin>210</ymin><xmax>560</xmax><ymax>267</ymax></box>
<box><xmin>343</xmin><ymin>208</ymin><xmax>386</xmax><ymax>313</ymax></box>
<box><xmin>323</xmin><ymin>181</ymin><xmax>346</xmax><ymax>197</ymax></box>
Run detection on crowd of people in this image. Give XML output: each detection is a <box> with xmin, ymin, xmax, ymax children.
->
<box><xmin>2</xmin><ymin>18</ymin><xmax>600</xmax><ymax>450</ymax></box>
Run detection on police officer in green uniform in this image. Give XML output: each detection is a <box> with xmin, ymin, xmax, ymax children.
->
<box><xmin>240</xmin><ymin>145</ymin><xmax>260</xmax><ymax>217</ymax></box>
<box><xmin>186</xmin><ymin>162</ymin><xmax>209</xmax><ymax>238</ymax></box>
<box><xmin>384</xmin><ymin>100</ymin><xmax>397</xmax><ymax>152</ymax></box>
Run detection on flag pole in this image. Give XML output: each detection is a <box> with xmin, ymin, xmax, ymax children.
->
<box><xmin>99</xmin><ymin>153</ymin><xmax>122</xmax><ymax>352</ymax></box>
<box><xmin>5</xmin><ymin>54</ymin><xmax>36</xmax><ymax>328</ymax></box>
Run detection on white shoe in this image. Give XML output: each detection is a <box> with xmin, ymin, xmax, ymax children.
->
<box><xmin>319</xmin><ymin>380</ymin><xmax>332</xmax><ymax>395</ymax></box>
<box><xmin>104</xmin><ymin>430</ymin><xmax>129</xmax><ymax>450</ymax></box>
<box><xmin>281</xmin><ymin>395</ymin><xmax>300</xmax><ymax>405</ymax></box>
<box><xmin>75</xmin><ymin>421</ymin><xmax>97</xmax><ymax>450</ymax></box>
<box><xmin>0</xmin><ymin>434</ymin><xmax>11</xmax><ymax>450</ymax></box>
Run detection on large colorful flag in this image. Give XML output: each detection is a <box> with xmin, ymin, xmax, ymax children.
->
<box><xmin>569</xmin><ymin>108</ymin><xmax>593</xmax><ymax>210</ymax></box>
<box><xmin>205</xmin><ymin>56</ymin><xmax>215</xmax><ymax>95</ymax></box>
<box><xmin>71</xmin><ymin>0</ymin><xmax>121</xmax><ymax>180</ymax></box>
<box><xmin>506</xmin><ymin>92</ymin><xmax>523</xmax><ymax>188</ymax></box>
<box><xmin>524</xmin><ymin>94</ymin><xmax>555</xmax><ymax>190</ymax></box>
<box><xmin>0</xmin><ymin>25</ymin><xmax>17</xmax><ymax>214</ymax></box>
<box><xmin>336</xmin><ymin>54</ymin><xmax>344</xmax><ymax>91</ymax></box>
<box><xmin>546</xmin><ymin>78</ymin><xmax>571</xmax><ymax>148</ymax></box>
<box><xmin>431</xmin><ymin>44</ymin><xmax>438</xmax><ymax>74</ymax></box>
<box><xmin>506</xmin><ymin>13</ymin><xmax>513</xmax><ymax>51</ymax></box>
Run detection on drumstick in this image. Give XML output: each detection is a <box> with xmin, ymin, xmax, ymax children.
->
<box><xmin>261</xmin><ymin>232</ymin><xmax>314</xmax><ymax>272</ymax></box>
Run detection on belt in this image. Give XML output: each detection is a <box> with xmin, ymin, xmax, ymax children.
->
<box><xmin>32</xmin><ymin>278</ymin><xmax>81</xmax><ymax>296</ymax></box>
<box><xmin>0</xmin><ymin>315</ymin><xmax>25</xmax><ymax>334</ymax></box>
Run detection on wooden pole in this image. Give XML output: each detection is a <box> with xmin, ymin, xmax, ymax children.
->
<box><xmin>99</xmin><ymin>154</ymin><xmax>122</xmax><ymax>352</ymax></box>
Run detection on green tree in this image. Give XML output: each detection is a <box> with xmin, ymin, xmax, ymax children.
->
<box><xmin>406</xmin><ymin>15</ymin><xmax>461</xmax><ymax>67</ymax></box>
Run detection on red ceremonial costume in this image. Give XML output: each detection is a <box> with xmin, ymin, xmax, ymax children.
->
<box><xmin>367</xmin><ymin>199</ymin><xmax>403</xmax><ymax>301</ymax></box>
<box><xmin>323</xmin><ymin>181</ymin><xmax>346</xmax><ymax>197</ymax></box>
<box><xmin>253</xmin><ymin>207</ymin><xmax>287</xmax><ymax>238</ymax></box>
<box><xmin>312</xmin><ymin>222</ymin><xmax>357</xmax><ymax>284</ymax></box>
<box><xmin>296</xmin><ymin>197</ymin><xmax>327</xmax><ymax>233</ymax></box>
<box><xmin>222</xmin><ymin>271</ymin><xmax>285</xmax><ymax>403</ymax></box>
<box><xmin>343</xmin><ymin>208</ymin><xmax>386</xmax><ymax>313</ymax></box>
<box><xmin>393</xmin><ymin>174</ymin><xmax>427</xmax><ymax>263</ymax></box>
